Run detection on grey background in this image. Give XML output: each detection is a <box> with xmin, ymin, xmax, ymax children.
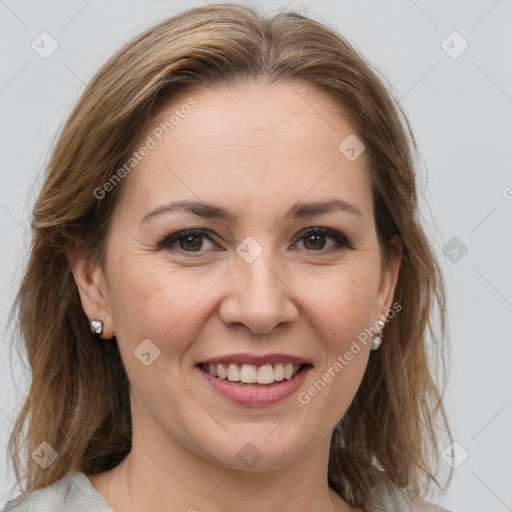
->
<box><xmin>1</xmin><ymin>1</ymin><xmax>511</xmax><ymax>510</ymax></box>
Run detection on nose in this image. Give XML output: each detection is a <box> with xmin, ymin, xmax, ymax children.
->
<box><xmin>218</xmin><ymin>248</ymin><xmax>299</xmax><ymax>335</ymax></box>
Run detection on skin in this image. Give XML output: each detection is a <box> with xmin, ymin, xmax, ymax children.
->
<box><xmin>73</xmin><ymin>80</ymin><xmax>402</xmax><ymax>512</ymax></box>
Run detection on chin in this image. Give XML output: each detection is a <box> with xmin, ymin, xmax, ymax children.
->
<box><xmin>191</xmin><ymin>424</ymin><xmax>315</xmax><ymax>471</ymax></box>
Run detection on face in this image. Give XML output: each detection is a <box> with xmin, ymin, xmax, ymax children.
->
<box><xmin>75</xmin><ymin>81</ymin><xmax>401</xmax><ymax>472</ymax></box>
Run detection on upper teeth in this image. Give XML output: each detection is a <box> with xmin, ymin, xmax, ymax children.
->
<box><xmin>204</xmin><ymin>363</ymin><xmax>301</xmax><ymax>384</ymax></box>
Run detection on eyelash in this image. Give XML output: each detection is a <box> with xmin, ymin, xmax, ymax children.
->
<box><xmin>157</xmin><ymin>226</ymin><xmax>353</xmax><ymax>257</ymax></box>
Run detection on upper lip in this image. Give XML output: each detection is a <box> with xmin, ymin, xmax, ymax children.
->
<box><xmin>197</xmin><ymin>353</ymin><xmax>312</xmax><ymax>366</ymax></box>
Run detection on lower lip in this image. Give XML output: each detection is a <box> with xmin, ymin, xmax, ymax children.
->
<box><xmin>197</xmin><ymin>366</ymin><xmax>311</xmax><ymax>406</ymax></box>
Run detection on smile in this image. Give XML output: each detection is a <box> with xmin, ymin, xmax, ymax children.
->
<box><xmin>196</xmin><ymin>358</ymin><xmax>312</xmax><ymax>406</ymax></box>
<box><xmin>198</xmin><ymin>362</ymin><xmax>304</xmax><ymax>386</ymax></box>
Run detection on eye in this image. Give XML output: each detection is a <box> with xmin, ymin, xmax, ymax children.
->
<box><xmin>158</xmin><ymin>226</ymin><xmax>352</xmax><ymax>257</ymax></box>
<box><xmin>158</xmin><ymin>229</ymin><xmax>218</xmax><ymax>254</ymax></box>
<box><xmin>293</xmin><ymin>226</ymin><xmax>352</xmax><ymax>252</ymax></box>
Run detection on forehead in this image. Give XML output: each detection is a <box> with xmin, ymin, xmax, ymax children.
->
<box><xmin>114</xmin><ymin>81</ymin><xmax>372</xmax><ymax>223</ymax></box>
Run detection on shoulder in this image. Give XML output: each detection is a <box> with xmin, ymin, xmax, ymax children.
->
<box><xmin>366</xmin><ymin>478</ymin><xmax>453</xmax><ymax>512</ymax></box>
<box><xmin>2</xmin><ymin>472</ymin><xmax>113</xmax><ymax>512</ymax></box>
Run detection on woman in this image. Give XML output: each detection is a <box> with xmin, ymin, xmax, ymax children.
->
<box><xmin>4</xmin><ymin>3</ymin><xmax>454</xmax><ymax>511</ymax></box>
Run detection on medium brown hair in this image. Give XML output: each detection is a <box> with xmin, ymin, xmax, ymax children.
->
<box><xmin>8</xmin><ymin>3</ymin><xmax>453</xmax><ymax>507</ymax></box>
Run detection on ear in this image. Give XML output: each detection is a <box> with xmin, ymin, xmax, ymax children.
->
<box><xmin>70</xmin><ymin>257</ymin><xmax>115</xmax><ymax>339</ymax></box>
<box><xmin>374</xmin><ymin>235</ymin><xmax>403</xmax><ymax>323</ymax></box>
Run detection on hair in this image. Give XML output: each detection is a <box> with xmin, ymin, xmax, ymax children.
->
<box><xmin>7</xmin><ymin>2</ymin><xmax>453</xmax><ymax>508</ymax></box>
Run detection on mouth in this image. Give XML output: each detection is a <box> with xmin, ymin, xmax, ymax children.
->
<box><xmin>196</xmin><ymin>362</ymin><xmax>311</xmax><ymax>387</ymax></box>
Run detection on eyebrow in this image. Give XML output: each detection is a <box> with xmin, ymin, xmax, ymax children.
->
<box><xmin>140</xmin><ymin>198</ymin><xmax>363</xmax><ymax>224</ymax></box>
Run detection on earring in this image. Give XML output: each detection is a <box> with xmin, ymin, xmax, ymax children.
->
<box><xmin>90</xmin><ymin>319</ymin><xmax>104</xmax><ymax>336</ymax></box>
<box><xmin>370</xmin><ymin>319</ymin><xmax>385</xmax><ymax>351</ymax></box>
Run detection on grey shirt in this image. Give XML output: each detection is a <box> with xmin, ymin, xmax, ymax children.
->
<box><xmin>2</xmin><ymin>471</ymin><xmax>452</xmax><ymax>511</ymax></box>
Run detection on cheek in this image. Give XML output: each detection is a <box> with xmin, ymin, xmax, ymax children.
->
<box><xmin>296</xmin><ymin>260</ymin><xmax>380</xmax><ymax>344</ymax></box>
<box><xmin>294</xmin><ymin>267</ymin><xmax>377</xmax><ymax>415</ymax></box>
<box><xmin>292</xmin><ymin>271</ymin><xmax>376</xmax><ymax>428</ymax></box>
<box><xmin>105</xmin><ymin>254</ymin><xmax>223</xmax><ymax>352</ymax></box>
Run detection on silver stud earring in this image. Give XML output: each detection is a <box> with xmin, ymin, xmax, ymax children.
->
<box><xmin>370</xmin><ymin>319</ymin><xmax>385</xmax><ymax>351</ymax></box>
<box><xmin>90</xmin><ymin>319</ymin><xmax>104</xmax><ymax>336</ymax></box>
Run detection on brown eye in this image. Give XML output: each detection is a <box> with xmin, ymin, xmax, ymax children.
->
<box><xmin>303</xmin><ymin>233</ymin><xmax>327</xmax><ymax>250</ymax></box>
<box><xmin>179</xmin><ymin>234</ymin><xmax>203</xmax><ymax>251</ymax></box>
<box><xmin>159</xmin><ymin>229</ymin><xmax>217</xmax><ymax>253</ymax></box>
<box><xmin>295</xmin><ymin>227</ymin><xmax>352</xmax><ymax>252</ymax></box>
